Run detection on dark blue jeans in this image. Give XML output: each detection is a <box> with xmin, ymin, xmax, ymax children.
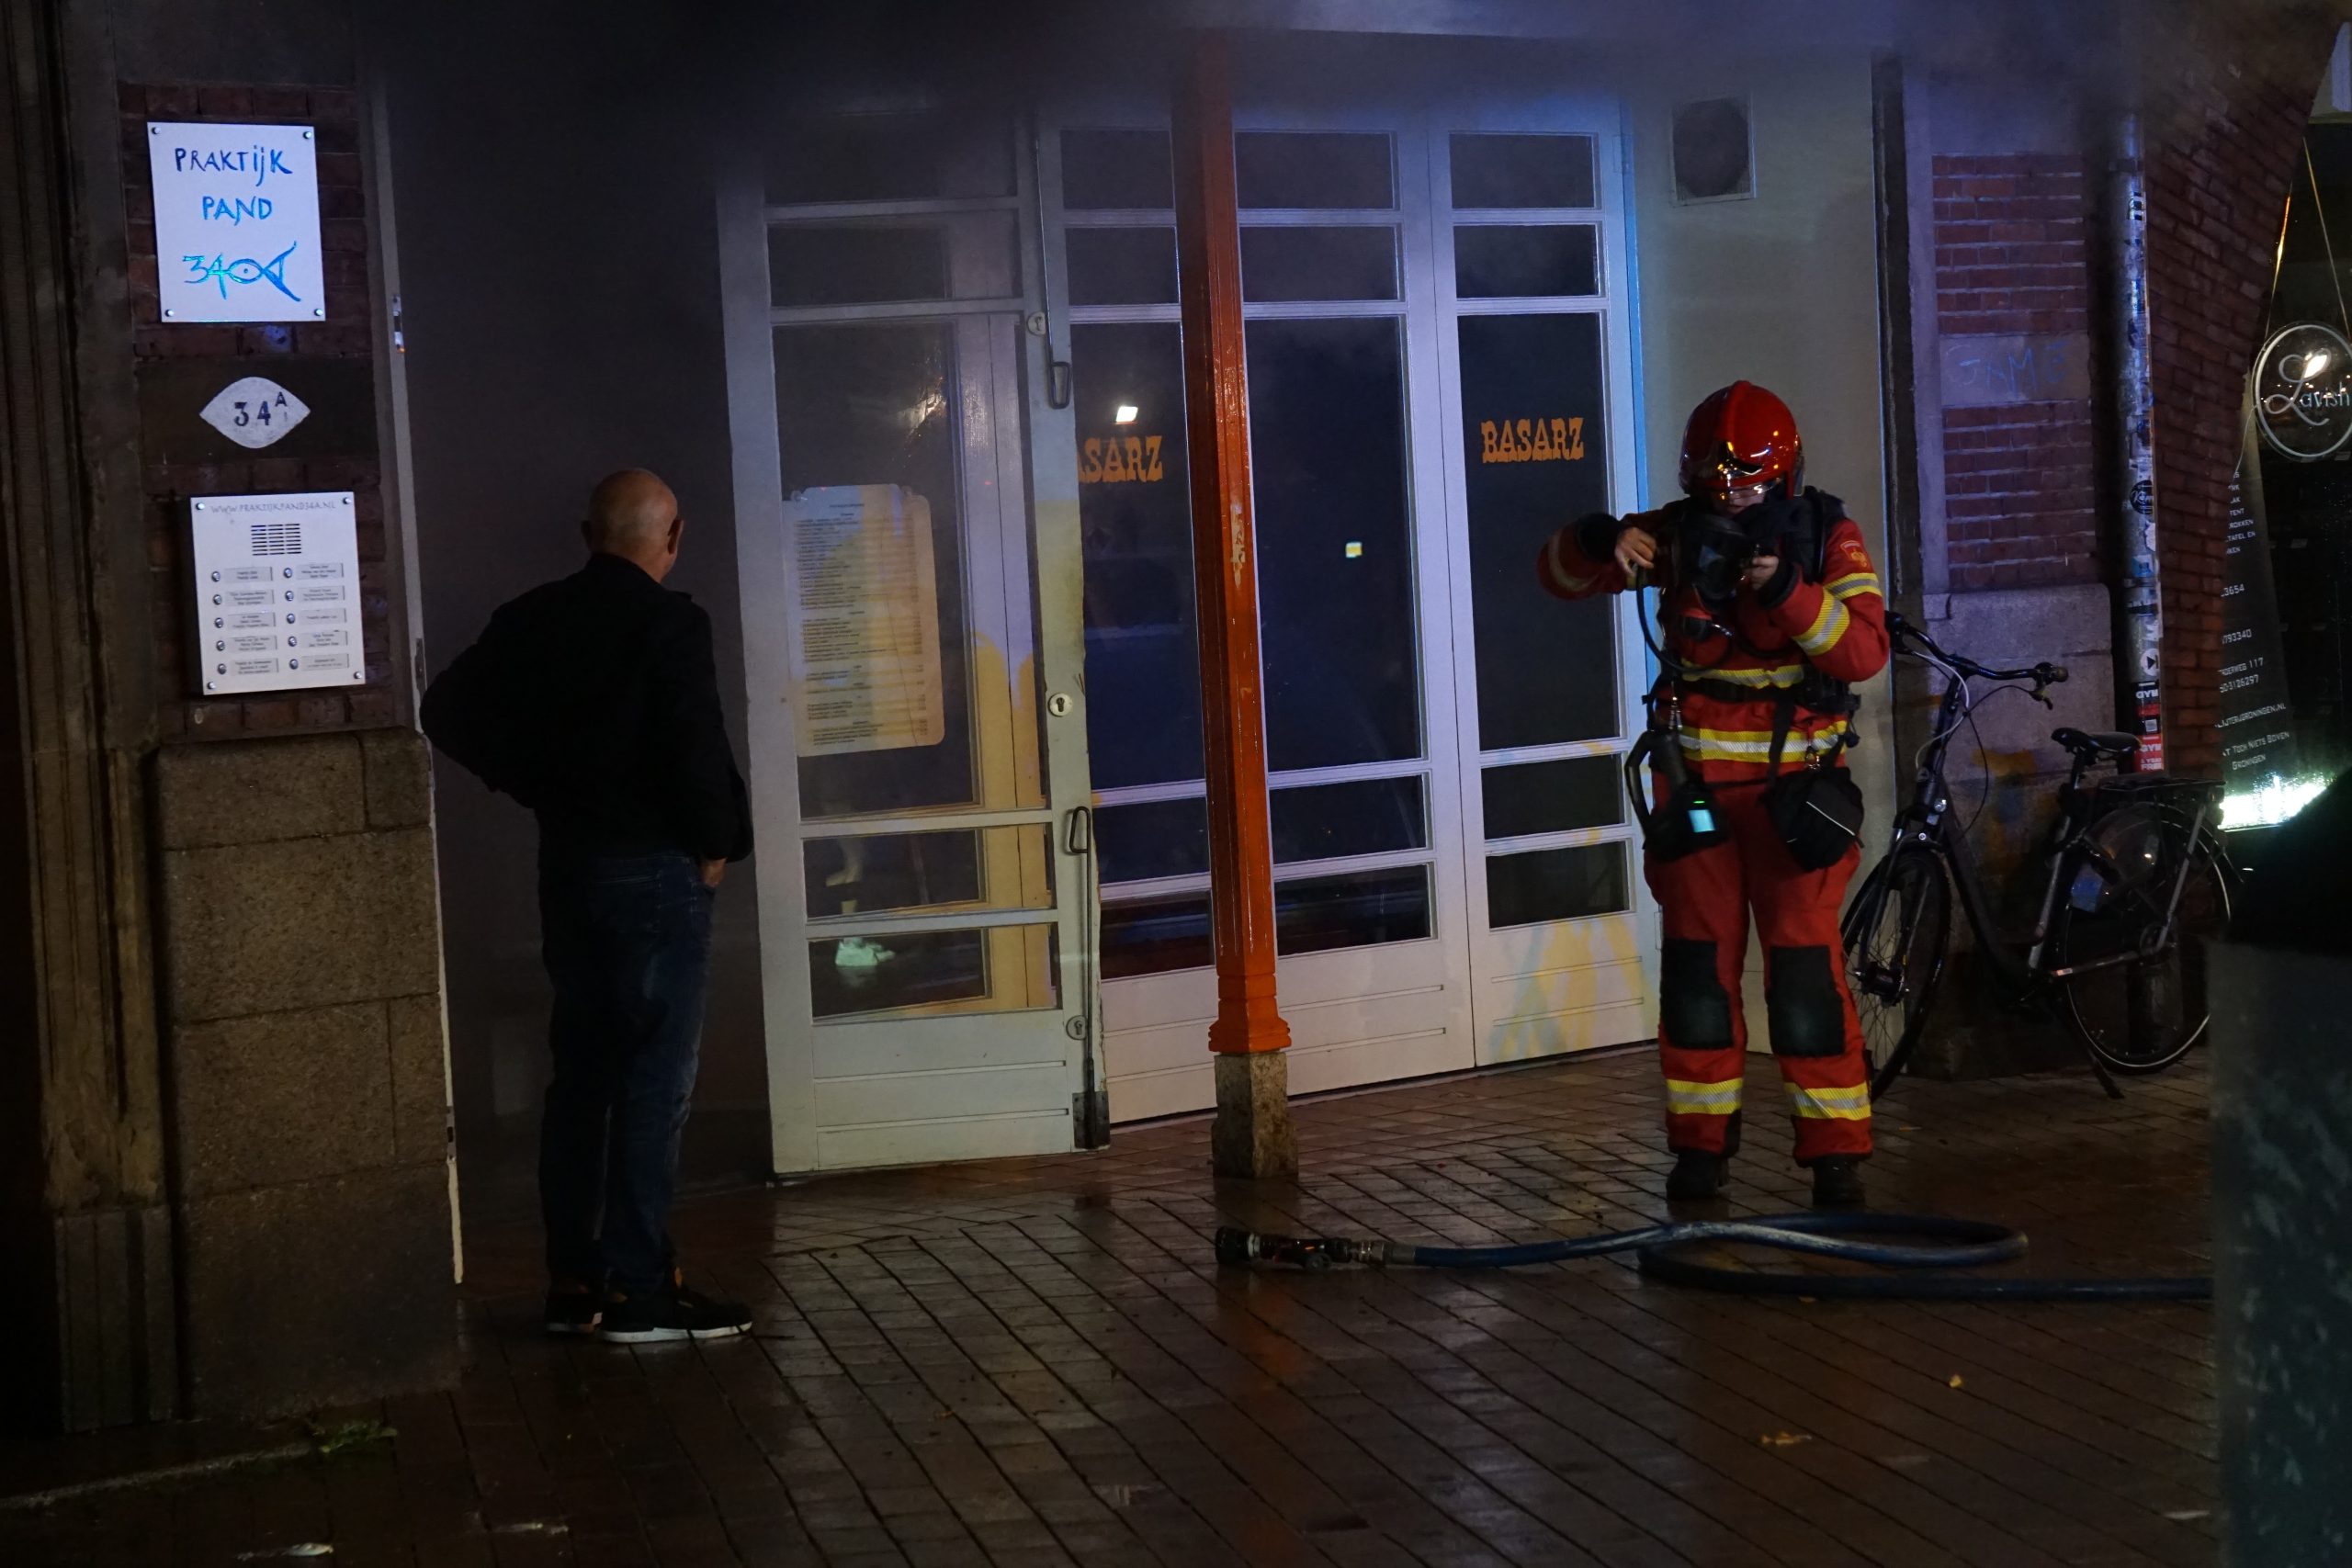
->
<box><xmin>537</xmin><ymin>848</ymin><xmax>714</xmax><ymax>1295</ymax></box>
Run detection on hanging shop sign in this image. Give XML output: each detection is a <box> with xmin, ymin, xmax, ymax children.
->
<box><xmin>2253</xmin><ymin>321</ymin><xmax>2352</xmax><ymax>460</ymax></box>
<box><xmin>2217</xmin><ymin>451</ymin><xmax>2300</xmax><ymax>788</ymax></box>
<box><xmin>147</xmin><ymin>121</ymin><xmax>325</xmax><ymax>324</ymax></box>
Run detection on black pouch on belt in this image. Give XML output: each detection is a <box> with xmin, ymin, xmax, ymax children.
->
<box><xmin>1759</xmin><ymin>693</ymin><xmax>1864</xmax><ymax>870</ymax></box>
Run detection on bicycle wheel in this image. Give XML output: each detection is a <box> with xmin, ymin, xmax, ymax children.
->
<box><xmin>1840</xmin><ymin>845</ymin><xmax>1952</xmax><ymax>1098</ymax></box>
<box><xmin>2050</xmin><ymin>812</ymin><xmax>2234</xmax><ymax>1074</ymax></box>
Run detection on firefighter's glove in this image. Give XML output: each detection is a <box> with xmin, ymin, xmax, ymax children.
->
<box><xmin>1570</xmin><ymin>511</ymin><xmax>1624</xmax><ymax>563</ymax></box>
<box><xmin>1739</xmin><ymin>494</ymin><xmax>1807</xmax><ymax>607</ymax></box>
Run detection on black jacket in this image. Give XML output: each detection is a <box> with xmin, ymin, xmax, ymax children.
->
<box><xmin>421</xmin><ymin>552</ymin><xmax>753</xmax><ymax>863</ymax></box>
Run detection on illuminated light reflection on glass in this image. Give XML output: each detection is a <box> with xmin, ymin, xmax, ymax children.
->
<box><xmin>1113</xmin><ymin>403</ymin><xmax>1139</xmax><ymax>424</ymax></box>
<box><xmin>2222</xmin><ymin>772</ymin><xmax>2332</xmax><ymax>829</ymax></box>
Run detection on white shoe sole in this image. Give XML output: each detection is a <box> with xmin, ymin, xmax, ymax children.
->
<box><xmin>597</xmin><ymin>1321</ymin><xmax>751</xmax><ymax>1345</ymax></box>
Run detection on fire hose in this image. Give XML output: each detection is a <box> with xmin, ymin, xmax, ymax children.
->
<box><xmin>1215</xmin><ymin>1212</ymin><xmax>2210</xmax><ymax>1301</ymax></box>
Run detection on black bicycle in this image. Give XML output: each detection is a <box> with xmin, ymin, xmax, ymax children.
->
<box><xmin>1841</xmin><ymin>611</ymin><xmax>2237</xmax><ymax>1100</ymax></box>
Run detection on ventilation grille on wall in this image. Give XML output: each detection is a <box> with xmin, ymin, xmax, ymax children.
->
<box><xmin>250</xmin><ymin>521</ymin><xmax>303</xmax><ymax>557</ymax></box>
<box><xmin>1672</xmin><ymin>96</ymin><xmax>1755</xmax><ymax>204</ymax></box>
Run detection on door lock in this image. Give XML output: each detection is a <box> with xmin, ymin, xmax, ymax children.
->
<box><xmin>1047</xmin><ymin>691</ymin><xmax>1074</xmax><ymax>717</ymax></box>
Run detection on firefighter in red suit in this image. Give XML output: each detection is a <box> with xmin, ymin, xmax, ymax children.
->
<box><xmin>1538</xmin><ymin>383</ymin><xmax>1888</xmax><ymax>1207</ymax></box>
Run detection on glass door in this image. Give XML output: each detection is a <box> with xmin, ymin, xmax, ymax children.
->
<box><xmin>1044</xmin><ymin>107</ymin><xmax>1478</xmax><ymax>1121</ymax></box>
<box><xmin>718</xmin><ymin>111</ymin><xmax>1101</xmax><ymax>1173</ymax></box>
<box><xmin>1430</xmin><ymin>108</ymin><xmax>1659</xmax><ymax>1063</ymax></box>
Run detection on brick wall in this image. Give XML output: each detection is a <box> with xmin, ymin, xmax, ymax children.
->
<box><xmin>1932</xmin><ymin>154</ymin><xmax>2100</xmax><ymax>592</ymax></box>
<box><xmin>118</xmin><ymin>84</ymin><xmax>397</xmax><ymax>743</ymax></box>
<box><xmin>2144</xmin><ymin>16</ymin><xmax>2337</xmax><ymax>777</ymax></box>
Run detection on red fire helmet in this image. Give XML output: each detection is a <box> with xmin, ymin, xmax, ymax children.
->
<box><xmin>1679</xmin><ymin>381</ymin><xmax>1804</xmax><ymax>503</ymax></box>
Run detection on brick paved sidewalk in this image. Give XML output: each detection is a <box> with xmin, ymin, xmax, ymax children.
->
<box><xmin>2</xmin><ymin>1049</ymin><xmax>2220</xmax><ymax>1567</ymax></box>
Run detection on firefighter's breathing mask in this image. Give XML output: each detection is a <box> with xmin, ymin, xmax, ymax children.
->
<box><xmin>1680</xmin><ymin>505</ymin><xmax>1765</xmax><ymax>607</ymax></box>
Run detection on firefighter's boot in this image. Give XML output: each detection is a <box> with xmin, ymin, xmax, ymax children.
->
<box><xmin>1667</xmin><ymin>1151</ymin><xmax>1731</xmax><ymax>1201</ymax></box>
<box><xmin>1810</xmin><ymin>1156</ymin><xmax>1866</xmax><ymax>1209</ymax></box>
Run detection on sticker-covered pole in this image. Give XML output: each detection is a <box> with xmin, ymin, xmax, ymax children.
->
<box><xmin>2111</xmin><ymin>111</ymin><xmax>2166</xmax><ymax>772</ymax></box>
<box><xmin>1171</xmin><ymin>33</ymin><xmax>1296</xmax><ymax>1179</ymax></box>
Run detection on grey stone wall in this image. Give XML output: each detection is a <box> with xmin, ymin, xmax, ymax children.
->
<box><xmin>153</xmin><ymin>728</ymin><xmax>455</xmax><ymax>1416</ymax></box>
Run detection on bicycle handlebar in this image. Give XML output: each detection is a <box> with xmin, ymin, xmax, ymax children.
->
<box><xmin>1884</xmin><ymin>610</ymin><xmax>2064</xmax><ymax>689</ymax></box>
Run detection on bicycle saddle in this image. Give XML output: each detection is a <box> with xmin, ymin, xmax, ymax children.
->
<box><xmin>2052</xmin><ymin>727</ymin><xmax>2136</xmax><ymax>758</ymax></box>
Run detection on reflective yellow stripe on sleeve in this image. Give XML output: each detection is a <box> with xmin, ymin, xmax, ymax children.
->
<box><xmin>1792</xmin><ymin>594</ymin><xmax>1853</xmax><ymax>657</ymax></box>
<box><xmin>1542</xmin><ymin>532</ymin><xmax>1599</xmax><ymax>593</ymax></box>
<box><xmin>1666</xmin><ymin>1077</ymin><xmax>1744</xmax><ymax>1116</ymax></box>
<box><xmin>1824</xmin><ymin>570</ymin><xmax>1882</xmax><ymax>602</ymax></box>
<box><xmin>1785</xmin><ymin>1083</ymin><xmax>1871</xmax><ymax>1121</ymax></box>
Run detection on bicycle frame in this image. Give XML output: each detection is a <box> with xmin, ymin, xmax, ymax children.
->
<box><xmin>2037</xmin><ymin>789</ymin><xmax>2217</xmax><ymax>983</ymax></box>
<box><xmin>1880</xmin><ymin>673</ymin><xmax>2033</xmax><ymax>991</ymax></box>
<box><xmin>1894</xmin><ymin>676</ymin><xmax>2216</xmax><ymax>991</ymax></box>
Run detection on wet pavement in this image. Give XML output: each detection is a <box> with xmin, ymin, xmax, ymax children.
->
<box><xmin>2</xmin><ymin>1047</ymin><xmax>2220</xmax><ymax>1566</ymax></box>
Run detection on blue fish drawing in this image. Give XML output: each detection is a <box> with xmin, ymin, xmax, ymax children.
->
<box><xmin>182</xmin><ymin>241</ymin><xmax>302</xmax><ymax>302</ymax></box>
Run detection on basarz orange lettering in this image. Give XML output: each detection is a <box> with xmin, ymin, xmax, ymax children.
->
<box><xmin>1477</xmin><ymin>415</ymin><xmax>1589</xmax><ymax>464</ymax></box>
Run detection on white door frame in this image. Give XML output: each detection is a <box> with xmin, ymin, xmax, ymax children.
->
<box><xmin>1046</xmin><ymin>79</ymin><xmax>1657</xmax><ymax>1122</ymax></box>
<box><xmin>1424</xmin><ymin>91</ymin><xmax>1661</xmax><ymax>1067</ymax></box>
<box><xmin>1041</xmin><ymin>93</ymin><xmax>1483</xmax><ymax>1122</ymax></box>
<box><xmin>716</xmin><ymin>130</ymin><xmax>1102</xmax><ymax>1175</ymax></box>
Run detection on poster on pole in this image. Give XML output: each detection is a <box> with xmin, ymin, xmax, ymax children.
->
<box><xmin>147</xmin><ymin>121</ymin><xmax>324</xmax><ymax>323</ymax></box>
<box><xmin>784</xmin><ymin>485</ymin><xmax>944</xmax><ymax>757</ymax></box>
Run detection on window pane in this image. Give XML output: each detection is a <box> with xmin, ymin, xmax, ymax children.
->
<box><xmin>804</xmin><ymin>827</ymin><xmax>1054</xmax><ymax>919</ymax></box>
<box><xmin>775</xmin><ymin>323</ymin><xmax>997</xmax><ymax>817</ymax></box>
<box><xmin>1067</xmin><ymin>227</ymin><xmax>1178</xmax><ymax>307</ymax></box>
<box><xmin>771</xmin><ymin>225</ymin><xmax>944</xmax><ymax>308</ymax></box>
<box><xmin>769</xmin><ymin>215</ymin><xmax>1016</xmax><ymax>309</ymax></box>
<box><xmin>1271</xmin><ymin>776</ymin><xmax>1427</xmax><ymax>864</ymax></box>
<box><xmin>809</xmin><ymin>923</ymin><xmax>1058</xmax><ymax>1021</ymax></box>
<box><xmin>1487</xmin><ymin>842</ymin><xmax>1628</xmax><ymax>930</ymax></box>
<box><xmin>1455</xmin><ymin>224</ymin><xmax>1600</xmax><ymax>299</ymax></box>
<box><xmin>1458</xmin><ymin>311</ymin><xmax>1617</xmax><ymax>750</ymax></box>
<box><xmin>1240</xmin><ymin>226</ymin><xmax>1399</xmax><ymax>302</ymax></box>
<box><xmin>1450</xmin><ymin>134</ymin><xmax>1599</xmax><ymax>209</ymax></box>
<box><xmin>1482</xmin><ymin>755</ymin><xmax>1624</xmax><ymax>840</ymax></box>
<box><xmin>1248</xmin><ymin>318</ymin><xmax>1422</xmax><ymax>770</ymax></box>
<box><xmin>768</xmin><ymin>114</ymin><xmax>1013</xmax><ymax>205</ymax></box>
<box><xmin>1070</xmin><ymin>322</ymin><xmax>1203</xmax><ymax>789</ymax></box>
<box><xmin>1096</xmin><ymin>796</ymin><xmax>1208</xmax><ymax>885</ymax></box>
<box><xmin>1062</xmin><ymin>127</ymin><xmax>1173</xmax><ymax>210</ymax></box>
<box><xmin>1277</xmin><ymin>866</ymin><xmax>1432</xmax><ymax>955</ymax></box>
<box><xmin>1102</xmin><ymin>893</ymin><xmax>1211</xmax><ymax>978</ymax></box>
<box><xmin>1238</xmin><ymin>132</ymin><xmax>1393</xmax><ymax>209</ymax></box>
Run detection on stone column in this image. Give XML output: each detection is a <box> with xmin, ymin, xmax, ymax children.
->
<box><xmin>154</xmin><ymin>730</ymin><xmax>456</xmax><ymax>1416</ymax></box>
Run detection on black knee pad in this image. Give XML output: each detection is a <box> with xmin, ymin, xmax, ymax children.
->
<box><xmin>1767</xmin><ymin>945</ymin><xmax>1846</xmax><ymax>1057</ymax></box>
<box><xmin>1660</xmin><ymin>939</ymin><xmax>1734</xmax><ymax>1049</ymax></box>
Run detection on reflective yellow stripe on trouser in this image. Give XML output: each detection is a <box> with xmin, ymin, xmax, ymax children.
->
<box><xmin>1666</xmin><ymin>1077</ymin><xmax>1744</xmax><ymax>1117</ymax></box>
<box><xmin>1785</xmin><ymin>1083</ymin><xmax>1871</xmax><ymax>1121</ymax></box>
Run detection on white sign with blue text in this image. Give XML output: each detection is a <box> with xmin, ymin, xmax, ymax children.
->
<box><xmin>147</xmin><ymin>121</ymin><xmax>325</xmax><ymax>323</ymax></box>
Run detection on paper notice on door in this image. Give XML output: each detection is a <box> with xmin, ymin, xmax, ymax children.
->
<box><xmin>784</xmin><ymin>484</ymin><xmax>945</xmax><ymax>756</ymax></box>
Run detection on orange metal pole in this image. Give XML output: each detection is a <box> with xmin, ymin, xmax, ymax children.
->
<box><xmin>1171</xmin><ymin>33</ymin><xmax>1296</xmax><ymax>1177</ymax></box>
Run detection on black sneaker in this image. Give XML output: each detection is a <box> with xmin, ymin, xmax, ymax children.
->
<box><xmin>1667</xmin><ymin>1150</ymin><xmax>1730</xmax><ymax>1201</ymax></box>
<box><xmin>1811</xmin><ymin>1156</ymin><xmax>1867</xmax><ymax>1209</ymax></box>
<box><xmin>597</xmin><ymin>1279</ymin><xmax>752</xmax><ymax>1344</ymax></box>
<box><xmin>543</xmin><ymin>1285</ymin><xmax>603</xmax><ymax>1337</ymax></box>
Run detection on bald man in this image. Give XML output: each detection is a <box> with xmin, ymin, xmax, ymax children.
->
<box><xmin>423</xmin><ymin>469</ymin><xmax>754</xmax><ymax>1343</ymax></box>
